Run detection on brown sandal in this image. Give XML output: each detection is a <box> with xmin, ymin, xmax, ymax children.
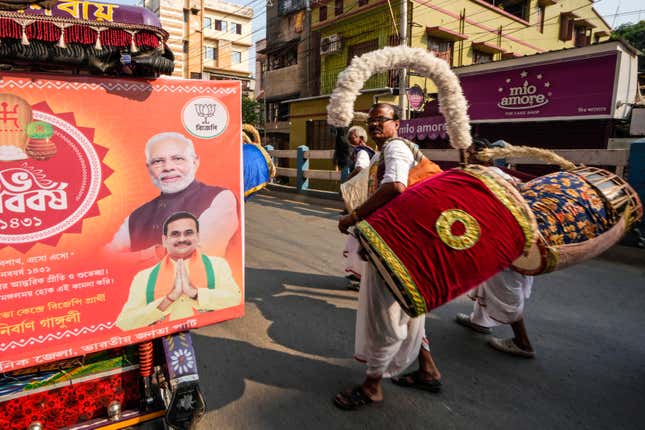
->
<box><xmin>333</xmin><ymin>386</ymin><xmax>381</xmax><ymax>411</ymax></box>
<box><xmin>391</xmin><ymin>371</ymin><xmax>442</xmax><ymax>393</ymax></box>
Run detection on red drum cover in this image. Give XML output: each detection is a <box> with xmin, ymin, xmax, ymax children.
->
<box><xmin>355</xmin><ymin>166</ymin><xmax>536</xmax><ymax>317</ymax></box>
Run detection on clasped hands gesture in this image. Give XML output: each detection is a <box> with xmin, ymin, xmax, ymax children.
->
<box><xmin>167</xmin><ymin>259</ymin><xmax>198</xmax><ymax>303</ymax></box>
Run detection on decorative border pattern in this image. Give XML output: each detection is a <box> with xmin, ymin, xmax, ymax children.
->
<box><xmin>0</xmin><ymin>79</ymin><xmax>240</xmax><ymax>94</ymax></box>
<box><xmin>0</xmin><ymin>322</ymin><xmax>114</xmax><ymax>351</ymax></box>
<box><xmin>462</xmin><ymin>165</ymin><xmax>538</xmax><ymax>253</ymax></box>
<box><xmin>356</xmin><ymin>221</ymin><xmax>427</xmax><ymax>315</ymax></box>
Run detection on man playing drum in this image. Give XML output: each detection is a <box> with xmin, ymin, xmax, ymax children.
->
<box><xmin>335</xmin><ymin>103</ymin><xmax>443</xmax><ymax>410</ymax></box>
<box><xmin>455</xmin><ymin>140</ymin><xmax>536</xmax><ymax>358</ymax></box>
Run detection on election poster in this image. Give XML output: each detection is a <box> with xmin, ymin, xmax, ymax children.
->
<box><xmin>0</xmin><ymin>73</ymin><xmax>244</xmax><ymax>371</ymax></box>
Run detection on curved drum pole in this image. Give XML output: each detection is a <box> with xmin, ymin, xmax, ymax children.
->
<box><xmin>327</xmin><ymin>45</ymin><xmax>472</xmax><ymax>151</ymax></box>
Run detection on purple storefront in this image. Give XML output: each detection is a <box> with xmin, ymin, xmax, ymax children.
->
<box><xmin>401</xmin><ymin>40</ymin><xmax>640</xmax><ymax>151</ymax></box>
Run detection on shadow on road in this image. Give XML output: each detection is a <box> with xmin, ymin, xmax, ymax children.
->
<box><xmin>249</xmin><ymin>193</ymin><xmax>342</xmax><ymax>220</ymax></box>
<box><xmin>244</xmin><ymin>267</ymin><xmax>357</xmax><ymax>359</ymax></box>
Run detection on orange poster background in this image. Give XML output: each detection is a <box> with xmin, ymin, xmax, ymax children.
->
<box><xmin>0</xmin><ymin>73</ymin><xmax>243</xmax><ymax>371</ymax></box>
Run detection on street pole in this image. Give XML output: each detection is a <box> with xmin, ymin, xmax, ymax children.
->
<box><xmin>305</xmin><ymin>0</ymin><xmax>311</xmax><ymax>97</ymax></box>
<box><xmin>399</xmin><ymin>0</ymin><xmax>408</xmax><ymax>120</ymax></box>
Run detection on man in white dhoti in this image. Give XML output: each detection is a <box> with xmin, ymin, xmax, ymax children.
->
<box><xmin>334</xmin><ymin>104</ymin><xmax>442</xmax><ymax>411</ymax></box>
<box><xmin>455</xmin><ymin>140</ymin><xmax>536</xmax><ymax>358</ymax></box>
<box><xmin>455</xmin><ymin>270</ymin><xmax>535</xmax><ymax>358</ymax></box>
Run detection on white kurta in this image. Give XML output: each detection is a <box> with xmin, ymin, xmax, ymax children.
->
<box><xmin>468</xmin><ymin>269</ymin><xmax>534</xmax><ymax>327</ymax></box>
<box><xmin>353</xmin><ymin>139</ymin><xmax>427</xmax><ymax>378</ymax></box>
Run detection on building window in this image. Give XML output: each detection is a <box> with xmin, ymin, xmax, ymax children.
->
<box><xmin>473</xmin><ymin>50</ymin><xmax>493</xmax><ymax>64</ymax></box>
<box><xmin>182</xmin><ymin>40</ymin><xmax>188</xmax><ymax>53</ymax></box>
<box><xmin>183</xmin><ymin>9</ymin><xmax>188</xmax><ymax>22</ymax></box>
<box><xmin>231</xmin><ymin>23</ymin><xmax>242</xmax><ymax>34</ymax></box>
<box><xmin>559</xmin><ymin>13</ymin><xmax>575</xmax><ymax>41</ymax></box>
<box><xmin>482</xmin><ymin>0</ymin><xmax>529</xmax><ymax>21</ymax></box>
<box><xmin>319</xmin><ymin>5</ymin><xmax>327</xmax><ymax>21</ymax></box>
<box><xmin>204</xmin><ymin>17</ymin><xmax>211</xmax><ymax>29</ymax></box>
<box><xmin>204</xmin><ymin>46</ymin><xmax>217</xmax><ymax>60</ymax></box>
<box><xmin>190</xmin><ymin>72</ymin><xmax>202</xmax><ymax>79</ymax></box>
<box><xmin>335</xmin><ymin>0</ymin><xmax>343</xmax><ymax>16</ymax></box>
<box><xmin>358</xmin><ymin>0</ymin><xmax>368</xmax><ymax>5</ymax></box>
<box><xmin>427</xmin><ymin>37</ymin><xmax>453</xmax><ymax>65</ymax></box>
<box><xmin>215</xmin><ymin>19</ymin><xmax>227</xmax><ymax>32</ymax></box>
<box><xmin>347</xmin><ymin>39</ymin><xmax>378</xmax><ymax>65</ymax></box>
<box><xmin>232</xmin><ymin>51</ymin><xmax>242</xmax><ymax>64</ymax></box>
<box><xmin>306</xmin><ymin>120</ymin><xmax>336</xmax><ymax>150</ymax></box>
<box><xmin>537</xmin><ymin>5</ymin><xmax>545</xmax><ymax>33</ymax></box>
<box><xmin>574</xmin><ymin>25</ymin><xmax>591</xmax><ymax>47</ymax></box>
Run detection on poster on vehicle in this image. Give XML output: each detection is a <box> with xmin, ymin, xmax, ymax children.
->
<box><xmin>0</xmin><ymin>73</ymin><xmax>244</xmax><ymax>372</ymax></box>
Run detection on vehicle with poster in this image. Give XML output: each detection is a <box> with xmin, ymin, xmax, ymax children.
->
<box><xmin>0</xmin><ymin>1</ymin><xmax>244</xmax><ymax>429</ymax></box>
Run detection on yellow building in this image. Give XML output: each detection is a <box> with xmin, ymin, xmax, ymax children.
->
<box><xmin>286</xmin><ymin>0</ymin><xmax>612</xmax><ymax>155</ymax></box>
<box><xmin>144</xmin><ymin>0</ymin><xmax>253</xmax><ymax>91</ymax></box>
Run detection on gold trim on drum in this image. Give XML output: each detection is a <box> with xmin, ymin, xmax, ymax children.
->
<box><xmin>435</xmin><ymin>209</ymin><xmax>480</xmax><ymax>250</ymax></box>
<box><xmin>355</xmin><ymin>221</ymin><xmax>427</xmax><ymax>316</ymax></box>
<box><xmin>462</xmin><ymin>165</ymin><xmax>538</xmax><ymax>253</ymax></box>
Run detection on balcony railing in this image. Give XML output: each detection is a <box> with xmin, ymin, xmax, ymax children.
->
<box><xmin>264</xmin><ymin>64</ymin><xmax>302</xmax><ymax>99</ymax></box>
<box><xmin>320</xmin><ymin>68</ymin><xmax>398</xmax><ymax>94</ymax></box>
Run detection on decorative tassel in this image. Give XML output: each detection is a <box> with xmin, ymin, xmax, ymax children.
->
<box><xmin>20</xmin><ymin>21</ymin><xmax>34</xmax><ymax>45</ymax></box>
<box><xmin>129</xmin><ymin>30</ymin><xmax>138</xmax><ymax>53</ymax></box>
<box><xmin>57</xmin><ymin>24</ymin><xmax>69</xmax><ymax>48</ymax></box>
<box><xmin>95</xmin><ymin>28</ymin><xmax>103</xmax><ymax>50</ymax></box>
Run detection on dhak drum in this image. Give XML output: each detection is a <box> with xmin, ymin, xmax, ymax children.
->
<box><xmin>511</xmin><ymin>167</ymin><xmax>643</xmax><ymax>275</ymax></box>
<box><xmin>355</xmin><ymin>165</ymin><xmax>537</xmax><ymax>317</ymax></box>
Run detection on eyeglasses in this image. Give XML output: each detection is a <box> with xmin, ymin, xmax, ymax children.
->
<box><xmin>367</xmin><ymin>116</ymin><xmax>396</xmax><ymax>125</ymax></box>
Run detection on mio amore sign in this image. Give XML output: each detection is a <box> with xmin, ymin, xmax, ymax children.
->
<box><xmin>459</xmin><ymin>52</ymin><xmax>618</xmax><ymax>122</ymax></box>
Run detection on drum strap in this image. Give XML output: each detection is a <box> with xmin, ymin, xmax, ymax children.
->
<box><xmin>368</xmin><ymin>137</ymin><xmax>442</xmax><ymax>195</ymax></box>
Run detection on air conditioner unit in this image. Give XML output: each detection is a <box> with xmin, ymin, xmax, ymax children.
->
<box><xmin>320</xmin><ymin>34</ymin><xmax>341</xmax><ymax>55</ymax></box>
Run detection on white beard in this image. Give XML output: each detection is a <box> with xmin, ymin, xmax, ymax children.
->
<box><xmin>152</xmin><ymin>168</ymin><xmax>196</xmax><ymax>194</ymax></box>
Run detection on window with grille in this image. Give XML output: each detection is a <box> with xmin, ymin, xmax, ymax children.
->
<box><xmin>482</xmin><ymin>0</ymin><xmax>529</xmax><ymax>21</ymax></box>
<box><xmin>347</xmin><ymin>39</ymin><xmax>378</xmax><ymax>65</ymax></box>
<box><xmin>319</xmin><ymin>5</ymin><xmax>327</xmax><ymax>21</ymax></box>
<box><xmin>427</xmin><ymin>37</ymin><xmax>453</xmax><ymax>65</ymax></box>
<box><xmin>204</xmin><ymin>17</ymin><xmax>211</xmax><ymax>29</ymax></box>
<box><xmin>306</xmin><ymin>120</ymin><xmax>336</xmax><ymax>150</ymax></box>
<box><xmin>335</xmin><ymin>0</ymin><xmax>343</xmax><ymax>16</ymax></box>
<box><xmin>473</xmin><ymin>50</ymin><xmax>493</xmax><ymax>64</ymax></box>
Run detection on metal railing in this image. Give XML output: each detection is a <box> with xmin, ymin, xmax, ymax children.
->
<box><xmin>265</xmin><ymin>145</ymin><xmax>634</xmax><ymax>194</ymax></box>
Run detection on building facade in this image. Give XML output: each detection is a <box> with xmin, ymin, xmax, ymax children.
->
<box><xmin>278</xmin><ymin>0</ymin><xmax>612</xmax><ymax>154</ymax></box>
<box><xmin>144</xmin><ymin>0</ymin><xmax>253</xmax><ymax>91</ymax></box>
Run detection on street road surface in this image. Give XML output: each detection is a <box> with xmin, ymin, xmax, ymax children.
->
<box><xmin>193</xmin><ymin>190</ymin><xmax>645</xmax><ymax>430</ymax></box>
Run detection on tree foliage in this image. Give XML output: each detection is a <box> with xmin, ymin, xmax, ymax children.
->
<box><xmin>612</xmin><ymin>20</ymin><xmax>645</xmax><ymax>52</ymax></box>
<box><xmin>242</xmin><ymin>96</ymin><xmax>260</xmax><ymax>126</ymax></box>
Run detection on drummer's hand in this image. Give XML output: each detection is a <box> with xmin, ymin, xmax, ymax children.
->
<box><xmin>338</xmin><ymin>215</ymin><xmax>354</xmax><ymax>234</ymax></box>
